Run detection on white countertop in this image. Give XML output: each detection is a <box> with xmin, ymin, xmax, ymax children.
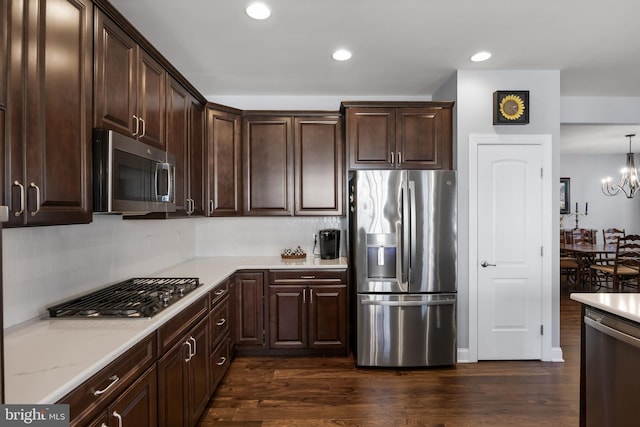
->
<box><xmin>570</xmin><ymin>293</ymin><xmax>640</xmax><ymax>323</ymax></box>
<box><xmin>4</xmin><ymin>256</ymin><xmax>348</xmax><ymax>404</ymax></box>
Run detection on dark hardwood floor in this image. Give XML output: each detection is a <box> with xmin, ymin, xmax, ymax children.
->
<box><xmin>198</xmin><ymin>290</ymin><xmax>581</xmax><ymax>426</ymax></box>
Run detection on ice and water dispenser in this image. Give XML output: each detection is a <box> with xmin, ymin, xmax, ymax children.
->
<box><xmin>366</xmin><ymin>233</ymin><xmax>397</xmax><ymax>279</ymax></box>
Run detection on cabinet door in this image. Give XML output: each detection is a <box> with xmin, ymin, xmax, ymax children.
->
<box><xmin>207</xmin><ymin>108</ymin><xmax>241</xmax><ymax>216</ymax></box>
<box><xmin>189</xmin><ymin>99</ymin><xmax>205</xmax><ymax>216</ymax></box>
<box><xmin>93</xmin><ymin>10</ymin><xmax>137</xmax><ymax>137</ymax></box>
<box><xmin>187</xmin><ymin>317</ymin><xmax>210</xmax><ymax>427</ymax></box>
<box><xmin>107</xmin><ymin>365</ymin><xmax>157</xmax><ymax>427</ymax></box>
<box><xmin>158</xmin><ymin>338</ymin><xmax>189</xmax><ymax>427</ymax></box>
<box><xmin>12</xmin><ymin>0</ymin><xmax>92</xmax><ymax>226</ymax></box>
<box><xmin>243</xmin><ymin>116</ymin><xmax>293</xmax><ymax>215</ymax></box>
<box><xmin>346</xmin><ymin>107</ymin><xmax>395</xmax><ymax>169</ymax></box>
<box><xmin>166</xmin><ymin>77</ymin><xmax>190</xmax><ymax>214</ymax></box>
<box><xmin>0</xmin><ymin>0</ymin><xmax>8</xmax><ymax>109</ymax></box>
<box><xmin>234</xmin><ymin>272</ymin><xmax>265</xmax><ymax>348</ymax></box>
<box><xmin>137</xmin><ymin>49</ymin><xmax>165</xmax><ymax>148</ymax></box>
<box><xmin>308</xmin><ymin>285</ymin><xmax>348</xmax><ymax>350</ymax></box>
<box><xmin>294</xmin><ymin>116</ymin><xmax>344</xmax><ymax>216</ymax></box>
<box><xmin>396</xmin><ymin>107</ymin><xmax>452</xmax><ymax>169</ymax></box>
<box><xmin>268</xmin><ymin>285</ymin><xmax>307</xmax><ymax>349</ymax></box>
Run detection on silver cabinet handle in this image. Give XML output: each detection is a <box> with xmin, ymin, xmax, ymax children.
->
<box><xmin>139</xmin><ymin>117</ymin><xmax>146</xmax><ymax>138</ymax></box>
<box><xmin>29</xmin><ymin>183</ymin><xmax>41</xmax><ymax>216</ymax></box>
<box><xmin>300</xmin><ymin>275</ymin><xmax>315</xmax><ymax>279</ymax></box>
<box><xmin>132</xmin><ymin>114</ymin><xmax>139</xmax><ymax>137</ymax></box>
<box><xmin>189</xmin><ymin>336</ymin><xmax>197</xmax><ymax>358</ymax></box>
<box><xmin>303</xmin><ymin>289</ymin><xmax>306</xmax><ymax>304</ymax></box>
<box><xmin>184</xmin><ymin>340</ymin><xmax>193</xmax><ymax>362</ymax></box>
<box><xmin>112</xmin><ymin>410</ymin><xmax>123</xmax><ymax>427</ymax></box>
<box><xmin>209</xmin><ymin>199</ymin><xmax>214</xmax><ymax>214</ymax></box>
<box><xmin>93</xmin><ymin>375</ymin><xmax>119</xmax><ymax>396</ymax></box>
<box><xmin>397</xmin><ymin>151</ymin><xmax>402</xmax><ymax>165</ymax></box>
<box><xmin>215</xmin><ymin>289</ymin><xmax>225</xmax><ymax>296</ymax></box>
<box><xmin>216</xmin><ymin>356</ymin><xmax>226</xmax><ymax>366</ymax></box>
<box><xmin>480</xmin><ymin>261</ymin><xmax>497</xmax><ymax>267</ymax></box>
<box><xmin>216</xmin><ymin>318</ymin><xmax>226</xmax><ymax>326</ymax></box>
<box><xmin>13</xmin><ymin>180</ymin><xmax>25</xmax><ymax>216</ymax></box>
<box><xmin>390</xmin><ymin>151</ymin><xmax>394</xmax><ymax>164</ymax></box>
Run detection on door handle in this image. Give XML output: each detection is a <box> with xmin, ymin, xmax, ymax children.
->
<box><xmin>480</xmin><ymin>261</ymin><xmax>497</xmax><ymax>267</ymax></box>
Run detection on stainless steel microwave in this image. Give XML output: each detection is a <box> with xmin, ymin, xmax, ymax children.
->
<box><xmin>93</xmin><ymin>129</ymin><xmax>176</xmax><ymax>214</ymax></box>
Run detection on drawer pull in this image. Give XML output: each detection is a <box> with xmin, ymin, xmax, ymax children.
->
<box><xmin>217</xmin><ymin>356</ymin><xmax>226</xmax><ymax>366</ymax></box>
<box><xmin>189</xmin><ymin>336</ymin><xmax>197</xmax><ymax>357</ymax></box>
<box><xmin>215</xmin><ymin>289</ymin><xmax>225</xmax><ymax>296</ymax></box>
<box><xmin>300</xmin><ymin>275</ymin><xmax>316</xmax><ymax>279</ymax></box>
<box><xmin>216</xmin><ymin>318</ymin><xmax>226</xmax><ymax>326</ymax></box>
<box><xmin>93</xmin><ymin>375</ymin><xmax>119</xmax><ymax>396</ymax></box>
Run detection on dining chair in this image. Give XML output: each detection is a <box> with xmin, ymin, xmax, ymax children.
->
<box><xmin>591</xmin><ymin>234</ymin><xmax>640</xmax><ymax>292</ymax></box>
<box><xmin>603</xmin><ymin>228</ymin><xmax>625</xmax><ymax>244</ymax></box>
<box><xmin>572</xmin><ymin>228</ymin><xmax>596</xmax><ymax>244</ymax></box>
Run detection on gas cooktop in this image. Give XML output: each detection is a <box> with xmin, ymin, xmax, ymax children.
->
<box><xmin>47</xmin><ymin>277</ymin><xmax>200</xmax><ymax>318</ymax></box>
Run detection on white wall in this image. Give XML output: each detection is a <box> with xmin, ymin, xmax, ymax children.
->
<box><xmin>449</xmin><ymin>70</ymin><xmax>562</xmax><ymax>357</ymax></box>
<box><xmin>560</xmin><ymin>153</ymin><xmax>640</xmax><ymax>236</ymax></box>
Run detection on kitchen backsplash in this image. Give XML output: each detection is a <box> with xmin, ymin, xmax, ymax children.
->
<box><xmin>2</xmin><ymin>215</ymin><xmax>346</xmax><ymax>328</ymax></box>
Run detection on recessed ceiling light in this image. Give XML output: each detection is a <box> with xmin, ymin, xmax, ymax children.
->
<box><xmin>470</xmin><ymin>51</ymin><xmax>492</xmax><ymax>62</ymax></box>
<box><xmin>332</xmin><ymin>49</ymin><xmax>352</xmax><ymax>61</ymax></box>
<box><xmin>246</xmin><ymin>2</ymin><xmax>271</xmax><ymax>20</ymax></box>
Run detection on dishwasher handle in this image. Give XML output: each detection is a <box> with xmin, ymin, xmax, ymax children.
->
<box><xmin>585</xmin><ymin>315</ymin><xmax>640</xmax><ymax>350</ymax></box>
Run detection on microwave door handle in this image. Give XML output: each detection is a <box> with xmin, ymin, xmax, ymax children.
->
<box><xmin>155</xmin><ymin>162</ymin><xmax>172</xmax><ymax>201</ymax></box>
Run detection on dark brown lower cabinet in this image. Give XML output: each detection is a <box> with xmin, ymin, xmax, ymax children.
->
<box><xmin>158</xmin><ymin>316</ymin><xmax>210</xmax><ymax>427</ymax></box>
<box><xmin>89</xmin><ymin>365</ymin><xmax>158</xmax><ymax>427</ymax></box>
<box><xmin>234</xmin><ymin>272</ymin><xmax>265</xmax><ymax>350</ymax></box>
<box><xmin>268</xmin><ymin>270</ymin><xmax>348</xmax><ymax>355</ymax></box>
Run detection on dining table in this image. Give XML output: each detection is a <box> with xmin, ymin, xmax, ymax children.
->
<box><xmin>560</xmin><ymin>243</ymin><xmax>618</xmax><ymax>289</ymax></box>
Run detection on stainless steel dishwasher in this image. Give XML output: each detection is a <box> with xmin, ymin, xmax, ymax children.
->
<box><xmin>584</xmin><ymin>307</ymin><xmax>640</xmax><ymax>426</ymax></box>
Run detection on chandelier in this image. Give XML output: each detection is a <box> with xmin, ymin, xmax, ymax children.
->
<box><xmin>601</xmin><ymin>134</ymin><xmax>640</xmax><ymax>198</ymax></box>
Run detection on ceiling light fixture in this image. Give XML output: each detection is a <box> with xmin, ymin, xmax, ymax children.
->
<box><xmin>601</xmin><ymin>134</ymin><xmax>640</xmax><ymax>198</ymax></box>
<box><xmin>470</xmin><ymin>51</ymin><xmax>492</xmax><ymax>62</ymax></box>
<box><xmin>246</xmin><ymin>2</ymin><xmax>271</xmax><ymax>20</ymax></box>
<box><xmin>332</xmin><ymin>49</ymin><xmax>352</xmax><ymax>61</ymax></box>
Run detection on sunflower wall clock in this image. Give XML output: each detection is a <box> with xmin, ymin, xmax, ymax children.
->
<box><xmin>493</xmin><ymin>90</ymin><xmax>529</xmax><ymax>125</ymax></box>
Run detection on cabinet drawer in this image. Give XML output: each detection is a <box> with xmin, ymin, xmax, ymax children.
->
<box><xmin>269</xmin><ymin>269</ymin><xmax>347</xmax><ymax>284</ymax></box>
<box><xmin>210</xmin><ymin>337</ymin><xmax>231</xmax><ymax>391</ymax></box>
<box><xmin>210</xmin><ymin>296</ymin><xmax>230</xmax><ymax>349</ymax></box>
<box><xmin>210</xmin><ymin>278</ymin><xmax>230</xmax><ymax>307</ymax></box>
<box><xmin>58</xmin><ymin>333</ymin><xmax>156</xmax><ymax>427</ymax></box>
<box><xmin>157</xmin><ymin>295</ymin><xmax>209</xmax><ymax>354</ymax></box>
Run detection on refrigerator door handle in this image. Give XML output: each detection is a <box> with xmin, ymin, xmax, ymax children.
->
<box><xmin>408</xmin><ymin>180</ymin><xmax>417</xmax><ymax>281</ymax></box>
<box><xmin>360</xmin><ymin>298</ymin><xmax>455</xmax><ymax>307</ymax></box>
<box><xmin>401</xmin><ymin>181</ymin><xmax>410</xmax><ymax>284</ymax></box>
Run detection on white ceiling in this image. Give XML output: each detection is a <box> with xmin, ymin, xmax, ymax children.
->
<box><xmin>108</xmin><ymin>0</ymin><xmax>640</xmax><ymax>153</ymax></box>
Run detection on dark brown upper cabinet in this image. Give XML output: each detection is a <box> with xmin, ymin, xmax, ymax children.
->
<box><xmin>94</xmin><ymin>9</ymin><xmax>166</xmax><ymax>150</ymax></box>
<box><xmin>243</xmin><ymin>112</ymin><xmax>344</xmax><ymax>217</ymax></box>
<box><xmin>293</xmin><ymin>116</ymin><xmax>343</xmax><ymax>215</ymax></box>
<box><xmin>5</xmin><ymin>0</ymin><xmax>92</xmax><ymax>227</ymax></box>
<box><xmin>166</xmin><ymin>77</ymin><xmax>205</xmax><ymax>217</ymax></box>
<box><xmin>342</xmin><ymin>101</ymin><xmax>454</xmax><ymax>170</ymax></box>
<box><xmin>206</xmin><ymin>105</ymin><xmax>242</xmax><ymax>216</ymax></box>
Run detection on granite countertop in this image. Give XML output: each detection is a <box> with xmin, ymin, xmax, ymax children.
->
<box><xmin>570</xmin><ymin>293</ymin><xmax>640</xmax><ymax>323</ymax></box>
<box><xmin>4</xmin><ymin>256</ymin><xmax>348</xmax><ymax>404</ymax></box>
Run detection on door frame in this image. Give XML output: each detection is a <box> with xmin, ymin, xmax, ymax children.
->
<box><xmin>468</xmin><ymin>134</ymin><xmax>556</xmax><ymax>362</ymax></box>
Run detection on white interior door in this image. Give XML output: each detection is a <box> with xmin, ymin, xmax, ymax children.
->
<box><xmin>476</xmin><ymin>143</ymin><xmax>543</xmax><ymax>360</ymax></box>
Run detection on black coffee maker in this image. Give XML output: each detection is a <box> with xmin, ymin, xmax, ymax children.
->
<box><xmin>319</xmin><ymin>229</ymin><xmax>340</xmax><ymax>259</ymax></box>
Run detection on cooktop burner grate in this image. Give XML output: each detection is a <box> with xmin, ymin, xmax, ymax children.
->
<box><xmin>47</xmin><ymin>277</ymin><xmax>200</xmax><ymax>318</ymax></box>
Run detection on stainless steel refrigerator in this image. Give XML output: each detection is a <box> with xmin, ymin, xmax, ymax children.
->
<box><xmin>350</xmin><ymin>170</ymin><xmax>457</xmax><ymax>367</ymax></box>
